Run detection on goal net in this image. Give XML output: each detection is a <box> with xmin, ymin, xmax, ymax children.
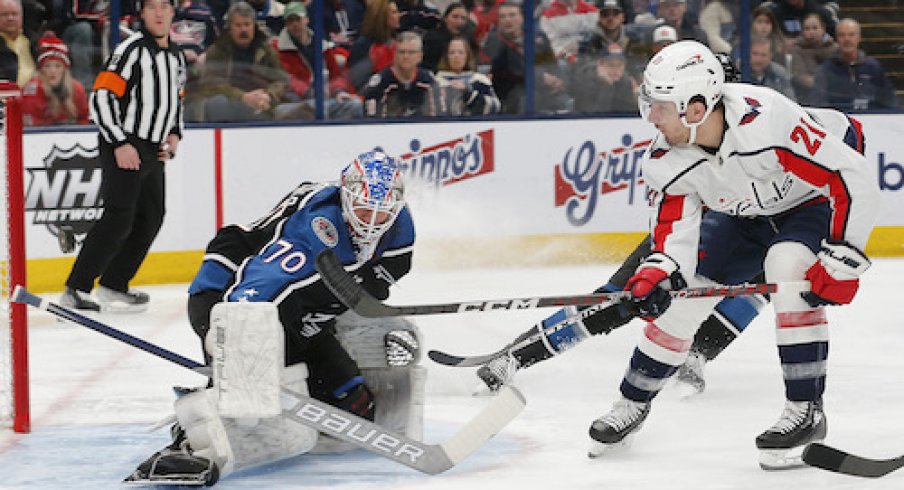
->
<box><xmin>0</xmin><ymin>83</ymin><xmax>28</xmax><ymax>433</ymax></box>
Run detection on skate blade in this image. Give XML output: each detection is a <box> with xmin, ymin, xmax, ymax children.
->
<box><xmin>588</xmin><ymin>436</ymin><xmax>634</xmax><ymax>458</ymax></box>
<box><xmin>758</xmin><ymin>446</ymin><xmax>809</xmax><ymax>470</ymax></box>
<box><xmin>671</xmin><ymin>379</ymin><xmax>705</xmax><ymax>399</ymax></box>
<box><xmin>100</xmin><ymin>302</ymin><xmax>149</xmax><ymax>314</ymax></box>
<box><xmin>123</xmin><ymin>473</ymin><xmax>208</xmax><ymax>486</ymax></box>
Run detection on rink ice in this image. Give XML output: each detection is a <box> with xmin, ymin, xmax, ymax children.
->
<box><xmin>2</xmin><ymin>259</ymin><xmax>904</xmax><ymax>489</ymax></box>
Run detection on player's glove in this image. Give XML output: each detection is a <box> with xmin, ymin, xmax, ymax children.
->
<box><xmin>801</xmin><ymin>240</ymin><xmax>871</xmax><ymax>307</ymax></box>
<box><xmin>622</xmin><ymin>253</ymin><xmax>686</xmax><ymax>320</ymax></box>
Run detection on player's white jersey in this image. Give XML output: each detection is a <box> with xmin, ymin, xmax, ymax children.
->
<box><xmin>641</xmin><ymin>83</ymin><xmax>881</xmax><ymax>277</ymax></box>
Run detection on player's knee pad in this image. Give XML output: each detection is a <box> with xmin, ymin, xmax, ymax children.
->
<box><xmin>637</xmin><ymin>297</ymin><xmax>720</xmax><ymax>367</ymax></box>
<box><xmin>765</xmin><ymin>242</ymin><xmax>817</xmax><ymax>312</ymax></box>
<box><xmin>175</xmin><ymin>364</ymin><xmax>318</xmax><ymax>476</ymax></box>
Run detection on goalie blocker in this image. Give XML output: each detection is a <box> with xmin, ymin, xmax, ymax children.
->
<box><xmin>129</xmin><ymin>304</ymin><xmax>427</xmax><ymax>484</ymax></box>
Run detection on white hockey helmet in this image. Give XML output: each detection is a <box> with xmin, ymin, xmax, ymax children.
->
<box><xmin>639</xmin><ymin>40</ymin><xmax>724</xmax><ymax>130</ymax></box>
<box><xmin>340</xmin><ymin>151</ymin><xmax>405</xmax><ymax>255</ymax></box>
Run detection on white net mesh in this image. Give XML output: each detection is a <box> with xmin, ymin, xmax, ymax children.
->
<box><xmin>1</xmin><ymin>96</ymin><xmax>12</xmax><ymax>428</ymax></box>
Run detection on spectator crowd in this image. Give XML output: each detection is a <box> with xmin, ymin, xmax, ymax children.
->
<box><xmin>2</xmin><ymin>0</ymin><xmax>898</xmax><ymax>125</ymax></box>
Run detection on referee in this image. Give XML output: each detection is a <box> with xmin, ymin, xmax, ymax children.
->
<box><xmin>61</xmin><ymin>0</ymin><xmax>186</xmax><ymax>312</ymax></box>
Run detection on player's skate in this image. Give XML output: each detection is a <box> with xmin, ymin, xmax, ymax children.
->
<box><xmin>673</xmin><ymin>349</ymin><xmax>706</xmax><ymax>396</ymax></box>
<box><xmin>755</xmin><ymin>399</ymin><xmax>827</xmax><ymax>470</ymax></box>
<box><xmin>59</xmin><ymin>287</ymin><xmax>100</xmax><ymax>312</ymax></box>
<box><xmin>475</xmin><ymin>353</ymin><xmax>521</xmax><ymax>394</ymax></box>
<box><xmin>588</xmin><ymin>398</ymin><xmax>650</xmax><ymax>458</ymax></box>
<box><xmin>96</xmin><ymin>285</ymin><xmax>150</xmax><ymax>313</ymax></box>
<box><xmin>124</xmin><ymin>425</ymin><xmax>219</xmax><ymax>486</ymax></box>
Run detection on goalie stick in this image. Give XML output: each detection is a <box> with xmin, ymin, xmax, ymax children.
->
<box><xmin>11</xmin><ymin>286</ymin><xmax>526</xmax><ymax>476</ymax></box>
<box><xmin>802</xmin><ymin>443</ymin><xmax>904</xmax><ymax>478</ymax></box>
<box><xmin>316</xmin><ymin>249</ymin><xmax>788</xmax><ymax>318</ymax></box>
<box><xmin>427</xmin><ymin>300</ymin><xmax>615</xmax><ymax>367</ymax></box>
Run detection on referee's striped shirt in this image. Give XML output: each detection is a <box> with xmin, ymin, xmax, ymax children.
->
<box><xmin>90</xmin><ymin>26</ymin><xmax>186</xmax><ymax>146</ymax></box>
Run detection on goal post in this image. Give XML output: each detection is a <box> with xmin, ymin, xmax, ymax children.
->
<box><xmin>0</xmin><ymin>82</ymin><xmax>28</xmax><ymax>433</ymax></box>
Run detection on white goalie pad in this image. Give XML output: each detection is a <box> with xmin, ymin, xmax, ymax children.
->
<box><xmin>334</xmin><ymin>311</ymin><xmax>422</xmax><ymax>368</ymax></box>
<box><xmin>308</xmin><ymin>312</ymin><xmax>426</xmax><ymax>454</ymax></box>
<box><xmin>175</xmin><ymin>364</ymin><xmax>318</xmax><ymax>477</ymax></box>
<box><xmin>209</xmin><ymin>302</ymin><xmax>284</xmax><ymax>418</ymax></box>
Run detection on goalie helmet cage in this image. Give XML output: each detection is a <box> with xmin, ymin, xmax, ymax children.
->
<box><xmin>0</xmin><ymin>82</ymin><xmax>28</xmax><ymax>433</ymax></box>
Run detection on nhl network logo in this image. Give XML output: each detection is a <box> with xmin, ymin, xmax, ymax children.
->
<box><xmin>24</xmin><ymin>143</ymin><xmax>103</xmax><ymax>239</ymax></box>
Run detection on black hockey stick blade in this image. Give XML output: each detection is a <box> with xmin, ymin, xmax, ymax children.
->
<box><xmin>803</xmin><ymin>443</ymin><xmax>904</xmax><ymax>478</ymax></box>
<box><xmin>315</xmin><ymin>249</ymin><xmax>785</xmax><ymax>318</ymax></box>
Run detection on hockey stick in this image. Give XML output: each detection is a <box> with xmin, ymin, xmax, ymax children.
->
<box><xmin>315</xmin><ymin>249</ymin><xmax>783</xmax><ymax>318</ymax></box>
<box><xmin>803</xmin><ymin>443</ymin><xmax>904</xmax><ymax>478</ymax></box>
<box><xmin>11</xmin><ymin>286</ymin><xmax>526</xmax><ymax>475</ymax></box>
<box><xmin>427</xmin><ymin>300</ymin><xmax>615</xmax><ymax>367</ymax></box>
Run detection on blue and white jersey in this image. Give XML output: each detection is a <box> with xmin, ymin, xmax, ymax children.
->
<box><xmin>189</xmin><ymin>183</ymin><xmax>414</xmax><ymax>335</ymax></box>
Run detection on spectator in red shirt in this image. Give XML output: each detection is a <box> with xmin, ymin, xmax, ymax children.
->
<box><xmin>272</xmin><ymin>2</ymin><xmax>363</xmax><ymax>119</ymax></box>
<box><xmin>21</xmin><ymin>31</ymin><xmax>88</xmax><ymax>126</ymax></box>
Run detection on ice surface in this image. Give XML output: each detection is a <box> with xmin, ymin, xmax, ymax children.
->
<box><xmin>2</xmin><ymin>259</ymin><xmax>904</xmax><ymax>489</ymax></box>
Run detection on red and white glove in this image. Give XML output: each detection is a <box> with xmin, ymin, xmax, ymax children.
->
<box><xmin>802</xmin><ymin>240</ymin><xmax>871</xmax><ymax>307</ymax></box>
<box><xmin>624</xmin><ymin>253</ymin><xmax>685</xmax><ymax>319</ymax></box>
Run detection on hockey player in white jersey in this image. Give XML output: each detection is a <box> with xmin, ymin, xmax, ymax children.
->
<box><xmin>587</xmin><ymin>41</ymin><xmax>879</xmax><ymax>469</ymax></box>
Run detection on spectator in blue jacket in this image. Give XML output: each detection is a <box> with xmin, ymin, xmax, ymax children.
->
<box><xmin>813</xmin><ymin>18</ymin><xmax>896</xmax><ymax>111</ymax></box>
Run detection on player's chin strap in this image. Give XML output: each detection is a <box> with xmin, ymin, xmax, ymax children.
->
<box><xmin>11</xmin><ymin>285</ymin><xmax>526</xmax><ymax>476</ymax></box>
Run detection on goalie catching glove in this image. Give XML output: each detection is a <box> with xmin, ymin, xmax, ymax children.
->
<box><xmin>802</xmin><ymin>240</ymin><xmax>871</xmax><ymax>307</ymax></box>
<box><xmin>623</xmin><ymin>253</ymin><xmax>687</xmax><ymax>320</ymax></box>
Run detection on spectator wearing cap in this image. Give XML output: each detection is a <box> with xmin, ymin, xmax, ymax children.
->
<box><xmin>570</xmin><ymin>43</ymin><xmax>636</xmax><ymax>113</ymax></box>
<box><xmin>580</xmin><ymin>0</ymin><xmax>645</xmax><ymax>79</ymax></box>
<box><xmin>814</xmin><ymin>18</ymin><xmax>896</xmax><ymax>111</ymax></box>
<box><xmin>655</xmin><ymin>0</ymin><xmax>707</xmax><ymax>45</ymax></box>
<box><xmin>539</xmin><ymin>0</ymin><xmax>599</xmax><ymax>63</ymax></box>
<box><xmin>21</xmin><ymin>31</ymin><xmax>88</xmax><ymax>126</ymax></box>
<box><xmin>271</xmin><ymin>2</ymin><xmax>363</xmax><ymax>119</ymax></box>
<box><xmin>749</xmin><ymin>35</ymin><xmax>796</xmax><ymax>101</ymax></box>
<box><xmin>0</xmin><ymin>0</ymin><xmax>36</xmax><ymax>85</ymax></box>
<box><xmin>649</xmin><ymin>24</ymin><xmax>675</xmax><ymax>55</ymax></box>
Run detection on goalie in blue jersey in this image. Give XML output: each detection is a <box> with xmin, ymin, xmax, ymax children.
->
<box><xmin>126</xmin><ymin>151</ymin><xmax>425</xmax><ymax>486</ymax></box>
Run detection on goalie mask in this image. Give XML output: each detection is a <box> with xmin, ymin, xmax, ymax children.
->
<box><xmin>638</xmin><ymin>40</ymin><xmax>724</xmax><ymax>144</ymax></box>
<box><xmin>340</xmin><ymin>151</ymin><xmax>405</xmax><ymax>261</ymax></box>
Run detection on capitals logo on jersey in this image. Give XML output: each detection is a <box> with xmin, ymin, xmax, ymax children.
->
<box><xmin>739</xmin><ymin>97</ymin><xmax>763</xmax><ymax>126</ymax></box>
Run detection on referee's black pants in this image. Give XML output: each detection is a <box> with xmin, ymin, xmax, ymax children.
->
<box><xmin>66</xmin><ymin>136</ymin><xmax>166</xmax><ymax>293</ymax></box>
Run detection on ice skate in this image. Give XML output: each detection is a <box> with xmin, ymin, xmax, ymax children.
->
<box><xmin>587</xmin><ymin>398</ymin><xmax>650</xmax><ymax>458</ymax></box>
<box><xmin>474</xmin><ymin>353</ymin><xmax>520</xmax><ymax>395</ymax></box>
<box><xmin>59</xmin><ymin>287</ymin><xmax>100</xmax><ymax>312</ymax></box>
<box><xmin>97</xmin><ymin>285</ymin><xmax>150</xmax><ymax>313</ymax></box>
<box><xmin>124</xmin><ymin>425</ymin><xmax>219</xmax><ymax>486</ymax></box>
<box><xmin>756</xmin><ymin>399</ymin><xmax>827</xmax><ymax>470</ymax></box>
<box><xmin>673</xmin><ymin>349</ymin><xmax>706</xmax><ymax>397</ymax></box>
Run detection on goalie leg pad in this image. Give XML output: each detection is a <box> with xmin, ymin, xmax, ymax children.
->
<box><xmin>208</xmin><ymin>302</ymin><xmax>284</xmax><ymax>418</ymax></box>
<box><xmin>334</xmin><ymin>312</ymin><xmax>422</xmax><ymax>368</ymax></box>
<box><xmin>365</xmin><ymin>366</ymin><xmax>427</xmax><ymax>440</ymax></box>
<box><xmin>175</xmin><ymin>364</ymin><xmax>318</xmax><ymax>477</ymax></box>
